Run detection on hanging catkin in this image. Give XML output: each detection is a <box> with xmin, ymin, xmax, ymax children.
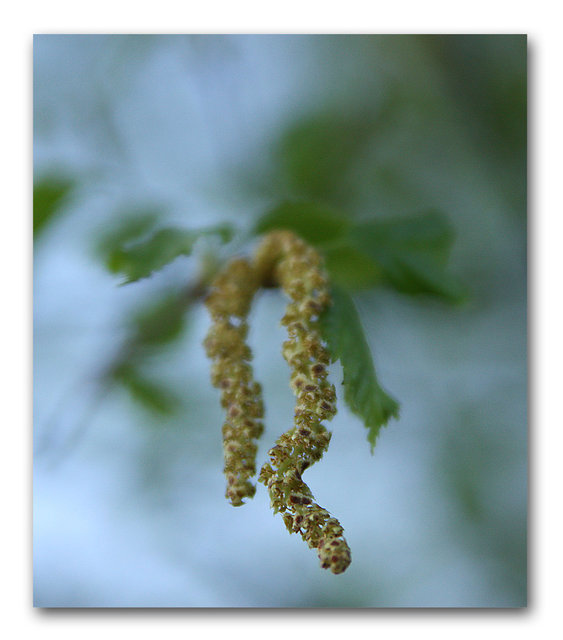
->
<box><xmin>204</xmin><ymin>231</ymin><xmax>351</xmax><ymax>573</ymax></box>
<box><xmin>255</xmin><ymin>231</ymin><xmax>351</xmax><ymax>574</ymax></box>
<box><xmin>203</xmin><ymin>258</ymin><xmax>264</xmax><ymax>507</ymax></box>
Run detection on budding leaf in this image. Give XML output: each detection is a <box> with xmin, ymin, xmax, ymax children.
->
<box><xmin>107</xmin><ymin>224</ymin><xmax>233</xmax><ymax>284</ymax></box>
<box><xmin>320</xmin><ymin>286</ymin><xmax>399</xmax><ymax>451</ymax></box>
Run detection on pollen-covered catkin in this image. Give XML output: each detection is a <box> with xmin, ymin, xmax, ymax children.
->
<box><xmin>254</xmin><ymin>231</ymin><xmax>352</xmax><ymax>574</ymax></box>
<box><xmin>204</xmin><ymin>258</ymin><xmax>264</xmax><ymax>507</ymax></box>
<box><xmin>203</xmin><ymin>232</ymin><xmax>351</xmax><ymax>573</ymax></box>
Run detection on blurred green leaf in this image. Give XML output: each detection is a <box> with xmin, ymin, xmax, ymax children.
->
<box><xmin>353</xmin><ymin>211</ymin><xmax>455</xmax><ymax>264</ymax></box>
<box><xmin>320</xmin><ymin>286</ymin><xmax>399</xmax><ymax>451</ymax></box>
<box><xmin>254</xmin><ymin>201</ymin><xmax>381</xmax><ymax>288</ymax></box>
<box><xmin>107</xmin><ymin>224</ymin><xmax>234</xmax><ymax>284</ymax></box>
<box><xmin>277</xmin><ymin>97</ymin><xmax>400</xmax><ymax>204</ymax></box>
<box><xmin>33</xmin><ymin>176</ymin><xmax>74</xmax><ymax>237</ymax></box>
<box><xmin>113</xmin><ymin>364</ymin><xmax>180</xmax><ymax>415</ymax></box>
<box><xmin>131</xmin><ymin>291</ymin><xmax>190</xmax><ymax>347</ymax></box>
<box><xmin>254</xmin><ymin>201</ymin><xmax>350</xmax><ymax>246</ymax></box>
<box><xmin>377</xmin><ymin>252</ymin><xmax>467</xmax><ymax>303</ymax></box>
<box><xmin>323</xmin><ymin>245</ymin><xmax>382</xmax><ymax>289</ymax></box>
<box><xmin>349</xmin><ymin>211</ymin><xmax>467</xmax><ymax>304</ymax></box>
<box><xmin>278</xmin><ymin>112</ymin><xmax>370</xmax><ymax>200</ymax></box>
<box><xmin>102</xmin><ymin>286</ymin><xmax>201</xmax><ymax>416</ymax></box>
<box><xmin>254</xmin><ymin>203</ymin><xmax>465</xmax><ymax>301</ymax></box>
<box><xmin>96</xmin><ymin>210</ymin><xmax>159</xmax><ymax>258</ymax></box>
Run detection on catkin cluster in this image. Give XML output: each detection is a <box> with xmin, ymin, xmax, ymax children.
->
<box><xmin>204</xmin><ymin>231</ymin><xmax>351</xmax><ymax>574</ymax></box>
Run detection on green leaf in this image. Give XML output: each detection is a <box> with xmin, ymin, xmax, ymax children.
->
<box><xmin>254</xmin><ymin>201</ymin><xmax>381</xmax><ymax>288</ymax></box>
<box><xmin>112</xmin><ymin>364</ymin><xmax>180</xmax><ymax>415</ymax></box>
<box><xmin>349</xmin><ymin>211</ymin><xmax>467</xmax><ymax>304</ymax></box>
<box><xmin>33</xmin><ymin>176</ymin><xmax>74</xmax><ymax>237</ymax></box>
<box><xmin>254</xmin><ymin>203</ymin><xmax>465</xmax><ymax>302</ymax></box>
<box><xmin>278</xmin><ymin>112</ymin><xmax>370</xmax><ymax>200</ymax></box>
<box><xmin>276</xmin><ymin>97</ymin><xmax>400</xmax><ymax>202</ymax></box>
<box><xmin>320</xmin><ymin>287</ymin><xmax>399</xmax><ymax>451</ymax></box>
<box><xmin>323</xmin><ymin>245</ymin><xmax>383</xmax><ymax>290</ymax></box>
<box><xmin>352</xmin><ymin>210</ymin><xmax>455</xmax><ymax>264</ymax></box>
<box><xmin>96</xmin><ymin>210</ymin><xmax>159</xmax><ymax>259</ymax></box>
<box><xmin>130</xmin><ymin>290</ymin><xmax>190</xmax><ymax>347</ymax></box>
<box><xmin>254</xmin><ymin>201</ymin><xmax>350</xmax><ymax>246</ymax></box>
<box><xmin>108</xmin><ymin>224</ymin><xmax>233</xmax><ymax>284</ymax></box>
<box><xmin>376</xmin><ymin>252</ymin><xmax>467</xmax><ymax>303</ymax></box>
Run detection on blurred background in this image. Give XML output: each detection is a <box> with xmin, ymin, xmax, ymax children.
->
<box><xmin>33</xmin><ymin>34</ymin><xmax>527</xmax><ymax>607</ymax></box>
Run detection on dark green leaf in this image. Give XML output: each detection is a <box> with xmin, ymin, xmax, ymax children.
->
<box><xmin>323</xmin><ymin>245</ymin><xmax>383</xmax><ymax>289</ymax></box>
<box><xmin>96</xmin><ymin>210</ymin><xmax>159</xmax><ymax>260</ymax></box>
<box><xmin>130</xmin><ymin>291</ymin><xmax>190</xmax><ymax>347</ymax></box>
<box><xmin>107</xmin><ymin>227</ymin><xmax>192</xmax><ymax>282</ymax></box>
<box><xmin>349</xmin><ymin>211</ymin><xmax>467</xmax><ymax>304</ymax></box>
<box><xmin>254</xmin><ymin>201</ymin><xmax>350</xmax><ymax>246</ymax></box>
<box><xmin>254</xmin><ymin>204</ymin><xmax>465</xmax><ymax>302</ymax></box>
<box><xmin>278</xmin><ymin>112</ymin><xmax>371</xmax><ymax>201</ymax></box>
<box><xmin>276</xmin><ymin>97</ymin><xmax>400</xmax><ymax>203</ymax></box>
<box><xmin>113</xmin><ymin>364</ymin><xmax>180</xmax><ymax>415</ymax></box>
<box><xmin>108</xmin><ymin>224</ymin><xmax>233</xmax><ymax>284</ymax></box>
<box><xmin>33</xmin><ymin>176</ymin><xmax>74</xmax><ymax>237</ymax></box>
<box><xmin>320</xmin><ymin>287</ymin><xmax>399</xmax><ymax>451</ymax></box>
<box><xmin>376</xmin><ymin>252</ymin><xmax>467</xmax><ymax>303</ymax></box>
<box><xmin>352</xmin><ymin>210</ymin><xmax>455</xmax><ymax>264</ymax></box>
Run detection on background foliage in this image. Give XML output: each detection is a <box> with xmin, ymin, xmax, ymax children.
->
<box><xmin>33</xmin><ymin>34</ymin><xmax>526</xmax><ymax>607</ymax></box>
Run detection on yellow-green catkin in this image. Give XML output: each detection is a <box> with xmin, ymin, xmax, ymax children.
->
<box><xmin>203</xmin><ymin>258</ymin><xmax>264</xmax><ymax>507</ymax></box>
<box><xmin>204</xmin><ymin>232</ymin><xmax>351</xmax><ymax>573</ymax></box>
<box><xmin>255</xmin><ymin>231</ymin><xmax>352</xmax><ymax>575</ymax></box>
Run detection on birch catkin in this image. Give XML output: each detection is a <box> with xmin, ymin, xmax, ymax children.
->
<box><xmin>203</xmin><ymin>258</ymin><xmax>264</xmax><ymax>507</ymax></box>
<box><xmin>204</xmin><ymin>231</ymin><xmax>351</xmax><ymax>573</ymax></box>
<box><xmin>255</xmin><ymin>232</ymin><xmax>351</xmax><ymax>574</ymax></box>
